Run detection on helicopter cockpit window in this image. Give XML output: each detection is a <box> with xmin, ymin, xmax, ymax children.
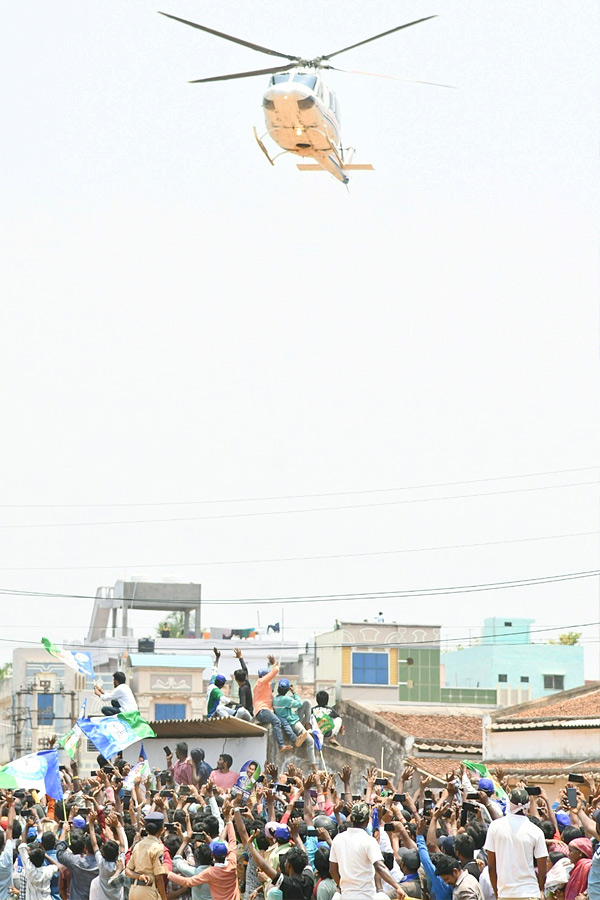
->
<box><xmin>292</xmin><ymin>74</ymin><xmax>317</xmax><ymax>89</ymax></box>
<box><xmin>271</xmin><ymin>73</ymin><xmax>291</xmax><ymax>84</ymax></box>
<box><xmin>330</xmin><ymin>92</ymin><xmax>340</xmax><ymax>121</ymax></box>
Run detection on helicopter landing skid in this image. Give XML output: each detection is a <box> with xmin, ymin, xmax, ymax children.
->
<box><xmin>253</xmin><ymin>127</ymin><xmax>275</xmax><ymax>165</ymax></box>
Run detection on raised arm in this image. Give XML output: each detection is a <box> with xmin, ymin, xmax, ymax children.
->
<box><xmin>4</xmin><ymin>792</ymin><xmax>15</xmax><ymax>841</ymax></box>
<box><xmin>87</xmin><ymin>811</ymin><xmax>99</xmax><ymax>853</ymax></box>
<box><xmin>234</xmin><ymin>647</ymin><xmax>248</xmax><ymax>675</ymax></box>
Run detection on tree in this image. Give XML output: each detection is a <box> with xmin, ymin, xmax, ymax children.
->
<box><xmin>0</xmin><ymin>662</ymin><xmax>12</xmax><ymax>680</ymax></box>
<box><xmin>548</xmin><ymin>631</ymin><xmax>581</xmax><ymax>646</ymax></box>
<box><xmin>156</xmin><ymin>611</ymin><xmax>184</xmax><ymax>638</ymax></box>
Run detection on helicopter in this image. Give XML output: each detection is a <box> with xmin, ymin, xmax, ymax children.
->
<box><xmin>159</xmin><ymin>12</ymin><xmax>450</xmax><ymax>185</ymax></box>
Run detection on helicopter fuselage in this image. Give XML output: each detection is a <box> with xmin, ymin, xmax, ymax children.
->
<box><xmin>259</xmin><ymin>70</ymin><xmax>351</xmax><ymax>182</ymax></box>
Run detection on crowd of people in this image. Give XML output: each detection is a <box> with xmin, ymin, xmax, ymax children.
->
<box><xmin>0</xmin><ymin>750</ymin><xmax>598</xmax><ymax>900</ymax></box>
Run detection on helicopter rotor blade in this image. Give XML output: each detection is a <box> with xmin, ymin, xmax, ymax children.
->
<box><xmin>159</xmin><ymin>12</ymin><xmax>299</xmax><ymax>61</ymax></box>
<box><xmin>325</xmin><ymin>64</ymin><xmax>455</xmax><ymax>88</ymax></box>
<box><xmin>189</xmin><ymin>64</ymin><xmax>293</xmax><ymax>84</ymax></box>
<box><xmin>320</xmin><ymin>16</ymin><xmax>438</xmax><ymax>61</ymax></box>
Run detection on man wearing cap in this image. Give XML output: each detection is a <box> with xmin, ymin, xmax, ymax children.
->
<box><xmin>329</xmin><ymin>802</ymin><xmax>406</xmax><ymax>900</ymax></box>
<box><xmin>476</xmin><ymin>779</ymin><xmax>504</xmax><ymax>820</ymax></box>
<box><xmin>168</xmin><ymin>802</ymin><xmax>239</xmax><ymax>900</ymax></box>
<box><xmin>207</xmin><ymin>649</ymin><xmax>249</xmax><ymax>720</ymax></box>
<box><xmin>264</xmin><ymin>824</ymin><xmax>293</xmax><ymax>890</ymax></box>
<box><xmin>125</xmin><ymin>812</ymin><xmax>168</xmax><ymax>900</ymax></box>
<box><xmin>396</xmin><ymin>850</ymin><xmax>422</xmax><ymax>899</ymax></box>
<box><xmin>273</xmin><ymin>681</ymin><xmax>316</xmax><ymax>766</ymax></box>
<box><xmin>253</xmin><ymin>656</ymin><xmax>295</xmax><ymax>752</ymax></box>
<box><xmin>484</xmin><ymin>788</ymin><xmax>548</xmax><ymax>900</ymax></box>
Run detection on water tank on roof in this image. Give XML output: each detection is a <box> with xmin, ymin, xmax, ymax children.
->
<box><xmin>138</xmin><ymin>638</ymin><xmax>155</xmax><ymax>654</ymax></box>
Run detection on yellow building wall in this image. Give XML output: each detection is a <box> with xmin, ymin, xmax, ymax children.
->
<box><xmin>389</xmin><ymin>648</ymin><xmax>398</xmax><ymax>685</ymax></box>
<box><xmin>342</xmin><ymin>647</ymin><xmax>351</xmax><ymax>683</ymax></box>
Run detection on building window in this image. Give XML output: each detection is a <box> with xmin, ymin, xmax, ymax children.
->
<box><xmin>498</xmin><ymin>674</ymin><xmax>508</xmax><ymax>683</ymax></box>
<box><xmin>155</xmin><ymin>703</ymin><xmax>186</xmax><ymax>720</ymax></box>
<box><xmin>37</xmin><ymin>694</ymin><xmax>54</xmax><ymax>726</ymax></box>
<box><xmin>520</xmin><ymin>676</ymin><xmax>529</xmax><ymax>683</ymax></box>
<box><xmin>352</xmin><ymin>652</ymin><xmax>388</xmax><ymax>685</ymax></box>
<box><xmin>543</xmin><ymin>674</ymin><xmax>565</xmax><ymax>691</ymax></box>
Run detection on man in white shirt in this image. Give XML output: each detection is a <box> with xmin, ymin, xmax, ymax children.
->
<box><xmin>330</xmin><ymin>802</ymin><xmax>406</xmax><ymax>900</ymax></box>
<box><xmin>0</xmin><ymin>793</ymin><xmax>16</xmax><ymax>900</ymax></box>
<box><xmin>18</xmin><ymin>844</ymin><xmax>59</xmax><ymax>900</ymax></box>
<box><xmin>94</xmin><ymin>671</ymin><xmax>138</xmax><ymax>715</ymax></box>
<box><xmin>483</xmin><ymin>788</ymin><xmax>548</xmax><ymax>900</ymax></box>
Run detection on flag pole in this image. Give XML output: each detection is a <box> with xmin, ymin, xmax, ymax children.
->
<box><xmin>319</xmin><ymin>748</ymin><xmax>328</xmax><ymax>776</ymax></box>
<box><xmin>62</xmin><ymin>799</ymin><xmax>70</xmax><ymax>845</ymax></box>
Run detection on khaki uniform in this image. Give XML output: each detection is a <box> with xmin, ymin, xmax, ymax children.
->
<box><xmin>129</xmin><ymin>835</ymin><xmax>167</xmax><ymax>900</ymax></box>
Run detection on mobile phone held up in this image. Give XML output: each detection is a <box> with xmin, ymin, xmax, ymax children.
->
<box><xmin>525</xmin><ymin>786</ymin><xmax>541</xmax><ymax>796</ymax></box>
<box><xmin>566</xmin><ymin>786</ymin><xmax>578</xmax><ymax>808</ymax></box>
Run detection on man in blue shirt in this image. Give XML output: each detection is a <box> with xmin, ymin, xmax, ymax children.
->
<box><xmin>273</xmin><ymin>680</ymin><xmax>316</xmax><ymax>766</ymax></box>
<box><xmin>191</xmin><ymin>749</ymin><xmax>213</xmax><ymax>787</ymax></box>
<box><xmin>415</xmin><ymin>820</ymin><xmax>452</xmax><ymax>900</ymax></box>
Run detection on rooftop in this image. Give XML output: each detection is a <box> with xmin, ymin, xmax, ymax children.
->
<box><xmin>377</xmin><ymin>712</ymin><xmax>483</xmax><ymax>749</ymax></box>
<box><xmin>488</xmin><ymin>758</ymin><xmax>600</xmax><ymax>777</ymax></box>
<box><xmin>148</xmin><ymin>717</ymin><xmax>267</xmax><ymax>739</ymax></box>
<box><xmin>128</xmin><ymin>653</ymin><xmax>213</xmax><ymax>668</ymax></box>
<box><xmin>492</xmin><ymin>682</ymin><xmax>600</xmax><ymax>727</ymax></box>
<box><xmin>405</xmin><ymin>756</ymin><xmax>473</xmax><ymax>783</ymax></box>
<box><xmin>407</xmin><ymin>755</ymin><xmax>600</xmax><ymax>782</ymax></box>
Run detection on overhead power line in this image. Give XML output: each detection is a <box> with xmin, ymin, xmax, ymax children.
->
<box><xmin>0</xmin><ymin>464</ymin><xmax>597</xmax><ymax>508</ymax></box>
<box><xmin>0</xmin><ymin>568</ymin><xmax>597</xmax><ymax>606</ymax></box>
<box><xmin>0</xmin><ymin>480</ymin><xmax>596</xmax><ymax>529</ymax></box>
<box><xmin>0</xmin><ymin>528</ymin><xmax>595</xmax><ymax>571</ymax></box>
<box><xmin>0</xmin><ymin>620</ymin><xmax>596</xmax><ymax>652</ymax></box>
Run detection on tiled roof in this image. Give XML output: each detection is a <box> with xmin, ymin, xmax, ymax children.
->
<box><xmin>493</xmin><ymin>684</ymin><xmax>600</xmax><ymax>726</ymax></box>
<box><xmin>508</xmin><ymin>689</ymin><xmax>600</xmax><ymax>720</ymax></box>
<box><xmin>378</xmin><ymin>712</ymin><xmax>483</xmax><ymax>745</ymax></box>
<box><xmin>487</xmin><ymin>759</ymin><xmax>600</xmax><ymax>777</ymax></box>
<box><xmin>406</xmin><ymin>756</ymin><xmax>471</xmax><ymax>782</ymax></box>
<box><xmin>409</xmin><ymin>756</ymin><xmax>600</xmax><ymax>781</ymax></box>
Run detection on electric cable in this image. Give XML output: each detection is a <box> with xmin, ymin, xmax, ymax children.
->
<box><xmin>0</xmin><ymin>480</ymin><xmax>595</xmax><ymax>529</ymax></box>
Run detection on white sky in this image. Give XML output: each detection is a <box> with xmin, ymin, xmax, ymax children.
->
<box><xmin>1</xmin><ymin>0</ymin><xmax>599</xmax><ymax>677</ymax></box>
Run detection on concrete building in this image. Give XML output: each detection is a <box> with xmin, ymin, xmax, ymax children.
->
<box><xmin>315</xmin><ymin>620</ymin><xmax>442</xmax><ymax>703</ymax></box>
<box><xmin>315</xmin><ymin>620</ymin><xmax>496</xmax><ymax>705</ymax></box>
<box><xmin>481</xmin><ymin>681</ymin><xmax>600</xmax><ymax>802</ymax></box>
<box><xmin>0</xmin><ymin>647</ymin><xmax>95</xmax><ymax>764</ymax></box>
<box><xmin>336</xmin><ymin>699</ymin><xmax>485</xmax><ymax>786</ymax></box>
<box><xmin>442</xmin><ymin>617</ymin><xmax>585</xmax><ymax>702</ymax></box>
